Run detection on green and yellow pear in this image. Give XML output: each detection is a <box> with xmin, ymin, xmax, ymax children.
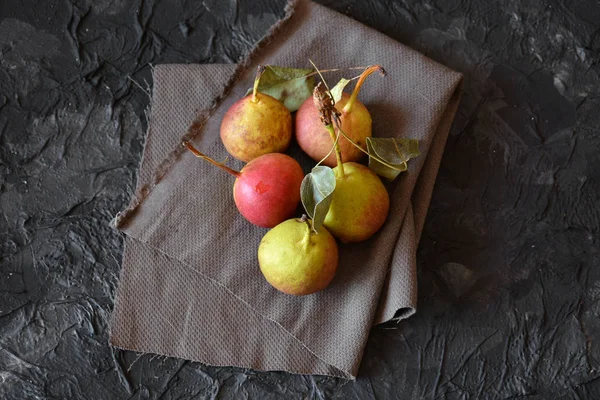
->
<box><xmin>307</xmin><ymin>82</ymin><xmax>390</xmax><ymax>242</ymax></box>
<box><xmin>324</xmin><ymin>162</ymin><xmax>390</xmax><ymax>242</ymax></box>
<box><xmin>258</xmin><ymin>217</ymin><xmax>338</xmax><ymax>296</ymax></box>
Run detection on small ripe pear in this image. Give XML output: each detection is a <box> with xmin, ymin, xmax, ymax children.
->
<box><xmin>324</xmin><ymin>162</ymin><xmax>390</xmax><ymax>243</ymax></box>
<box><xmin>233</xmin><ymin>153</ymin><xmax>304</xmax><ymax>228</ymax></box>
<box><xmin>221</xmin><ymin>66</ymin><xmax>292</xmax><ymax>162</ymax></box>
<box><xmin>295</xmin><ymin>66</ymin><xmax>385</xmax><ymax>167</ymax></box>
<box><xmin>184</xmin><ymin>142</ymin><xmax>303</xmax><ymax>228</ymax></box>
<box><xmin>258</xmin><ymin>217</ymin><xmax>338</xmax><ymax>295</ymax></box>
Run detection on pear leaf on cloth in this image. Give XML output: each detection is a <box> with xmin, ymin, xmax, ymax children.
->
<box><xmin>366</xmin><ymin>137</ymin><xmax>421</xmax><ymax>181</ymax></box>
<box><xmin>300</xmin><ymin>166</ymin><xmax>336</xmax><ymax>233</ymax></box>
<box><xmin>329</xmin><ymin>78</ymin><xmax>351</xmax><ymax>103</ymax></box>
<box><xmin>247</xmin><ymin>66</ymin><xmax>316</xmax><ymax>111</ymax></box>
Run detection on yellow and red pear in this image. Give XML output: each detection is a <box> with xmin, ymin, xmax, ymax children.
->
<box><xmin>295</xmin><ymin>65</ymin><xmax>385</xmax><ymax>166</ymax></box>
<box><xmin>324</xmin><ymin>162</ymin><xmax>389</xmax><ymax>242</ymax></box>
<box><xmin>183</xmin><ymin>142</ymin><xmax>303</xmax><ymax>228</ymax></box>
<box><xmin>220</xmin><ymin>66</ymin><xmax>292</xmax><ymax>162</ymax></box>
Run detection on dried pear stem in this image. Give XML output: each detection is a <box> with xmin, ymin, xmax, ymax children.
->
<box><xmin>182</xmin><ymin>141</ymin><xmax>240</xmax><ymax>177</ymax></box>
<box><xmin>342</xmin><ymin>65</ymin><xmax>386</xmax><ymax>114</ymax></box>
<box><xmin>303</xmin><ymin>66</ymin><xmax>369</xmax><ymax>79</ymax></box>
<box><xmin>333</xmin><ymin>124</ymin><xmax>404</xmax><ymax>171</ymax></box>
<box><xmin>313</xmin><ymin>83</ymin><xmax>345</xmax><ymax>178</ymax></box>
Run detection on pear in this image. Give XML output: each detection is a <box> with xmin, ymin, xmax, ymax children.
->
<box><xmin>295</xmin><ymin>65</ymin><xmax>385</xmax><ymax>167</ymax></box>
<box><xmin>220</xmin><ymin>66</ymin><xmax>292</xmax><ymax>162</ymax></box>
<box><xmin>324</xmin><ymin>162</ymin><xmax>390</xmax><ymax>242</ymax></box>
<box><xmin>308</xmin><ymin>83</ymin><xmax>390</xmax><ymax>242</ymax></box>
<box><xmin>184</xmin><ymin>142</ymin><xmax>303</xmax><ymax>228</ymax></box>
<box><xmin>258</xmin><ymin>217</ymin><xmax>338</xmax><ymax>295</ymax></box>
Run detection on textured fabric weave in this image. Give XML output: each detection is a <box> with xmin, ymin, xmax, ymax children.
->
<box><xmin>110</xmin><ymin>0</ymin><xmax>462</xmax><ymax>378</ymax></box>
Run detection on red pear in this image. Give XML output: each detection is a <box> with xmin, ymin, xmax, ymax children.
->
<box><xmin>184</xmin><ymin>142</ymin><xmax>304</xmax><ymax>228</ymax></box>
<box><xmin>295</xmin><ymin>65</ymin><xmax>385</xmax><ymax>166</ymax></box>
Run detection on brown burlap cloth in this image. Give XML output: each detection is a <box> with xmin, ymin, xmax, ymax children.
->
<box><xmin>110</xmin><ymin>0</ymin><xmax>462</xmax><ymax>379</ymax></box>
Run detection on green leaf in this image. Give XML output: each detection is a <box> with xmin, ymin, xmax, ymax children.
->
<box><xmin>300</xmin><ymin>166</ymin><xmax>336</xmax><ymax>233</ymax></box>
<box><xmin>366</xmin><ymin>137</ymin><xmax>421</xmax><ymax>181</ymax></box>
<box><xmin>329</xmin><ymin>78</ymin><xmax>351</xmax><ymax>103</ymax></box>
<box><xmin>247</xmin><ymin>66</ymin><xmax>316</xmax><ymax>112</ymax></box>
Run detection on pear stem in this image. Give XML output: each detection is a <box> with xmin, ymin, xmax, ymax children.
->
<box><xmin>312</xmin><ymin>81</ymin><xmax>346</xmax><ymax>178</ymax></box>
<box><xmin>326</xmin><ymin>124</ymin><xmax>345</xmax><ymax>178</ymax></box>
<box><xmin>298</xmin><ymin>214</ymin><xmax>314</xmax><ymax>247</ymax></box>
<box><xmin>334</xmin><ymin>125</ymin><xmax>403</xmax><ymax>172</ymax></box>
<box><xmin>304</xmin><ymin>66</ymin><xmax>369</xmax><ymax>77</ymax></box>
<box><xmin>251</xmin><ymin>65</ymin><xmax>266</xmax><ymax>103</ymax></box>
<box><xmin>182</xmin><ymin>141</ymin><xmax>240</xmax><ymax>177</ymax></box>
<box><xmin>342</xmin><ymin>65</ymin><xmax>386</xmax><ymax>114</ymax></box>
<box><xmin>315</xmin><ymin>123</ymin><xmax>341</xmax><ymax>169</ymax></box>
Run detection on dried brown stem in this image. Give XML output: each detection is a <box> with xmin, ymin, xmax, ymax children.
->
<box><xmin>313</xmin><ymin>83</ymin><xmax>344</xmax><ymax>177</ymax></box>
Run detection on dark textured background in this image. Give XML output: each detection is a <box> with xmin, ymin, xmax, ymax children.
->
<box><xmin>1</xmin><ymin>0</ymin><xmax>599</xmax><ymax>398</ymax></box>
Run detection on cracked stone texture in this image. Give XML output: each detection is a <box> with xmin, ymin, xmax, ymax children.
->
<box><xmin>1</xmin><ymin>0</ymin><xmax>599</xmax><ymax>398</ymax></box>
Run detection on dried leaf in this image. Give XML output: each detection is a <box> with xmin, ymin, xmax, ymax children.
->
<box><xmin>300</xmin><ymin>166</ymin><xmax>336</xmax><ymax>233</ymax></box>
<box><xmin>366</xmin><ymin>137</ymin><xmax>420</xmax><ymax>181</ymax></box>
<box><xmin>247</xmin><ymin>66</ymin><xmax>316</xmax><ymax>111</ymax></box>
<box><xmin>329</xmin><ymin>78</ymin><xmax>351</xmax><ymax>103</ymax></box>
